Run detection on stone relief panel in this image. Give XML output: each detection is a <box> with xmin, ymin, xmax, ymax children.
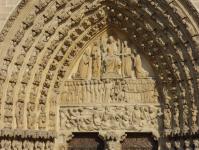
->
<box><xmin>59</xmin><ymin>105</ymin><xmax>163</xmax><ymax>134</ymax></box>
<box><xmin>68</xmin><ymin>29</ymin><xmax>155</xmax><ymax>80</ymax></box>
<box><xmin>61</xmin><ymin>78</ymin><xmax>159</xmax><ymax>104</ymax></box>
<box><xmin>61</xmin><ymin>29</ymin><xmax>160</xmax><ymax>105</ymax></box>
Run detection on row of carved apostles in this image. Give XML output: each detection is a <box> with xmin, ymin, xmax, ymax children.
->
<box><xmin>0</xmin><ymin>138</ymin><xmax>54</xmax><ymax>150</ymax></box>
<box><xmin>60</xmin><ymin>105</ymin><xmax>163</xmax><ymax>132</ymax></box>
<box><xmin>165</xmin><ymin>139</ymin><xmax>199</xmax><ymax>150</ymax></box>
<box><xmin>61</xmin><ymin>79</ymin><xmax>159</xmax><ymax>104</ymax></box>
<box><xmin>4</xmin><ymin>101</ymin><xmax>56</xmax><ymax>130</ymax></box>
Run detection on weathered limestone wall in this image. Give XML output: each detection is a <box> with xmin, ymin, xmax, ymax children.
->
<box><xmin>192</xmin><ymin>0</ymin><xmax>199</xmax><ymax>9</ymax></box>
<box><xmin>0</xmin><ymin>0</ymin><xmax>199</xmax><ymax>31</ymax></box>
<box><xmin>0</xmin><ymin>0</ymin><xmax>20</xmax><ymax>30</ymax></box>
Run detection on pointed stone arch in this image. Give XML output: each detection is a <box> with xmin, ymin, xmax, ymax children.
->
<box><xmin>0</xmin><ymin>0</ymin><xmax>199</xmax><ymax>149</ymax></box>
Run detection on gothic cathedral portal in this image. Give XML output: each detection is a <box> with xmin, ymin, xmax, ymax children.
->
<box><xmin>0</xmin><ymin>0</ymin><xmax>199</xmax><ymax>150</ymax></box>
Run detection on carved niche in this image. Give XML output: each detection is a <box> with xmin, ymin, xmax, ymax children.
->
<box><xmin>58</xmin><ymin>29</ymin><xmax>163</xmax><ymax>149</ymax></box>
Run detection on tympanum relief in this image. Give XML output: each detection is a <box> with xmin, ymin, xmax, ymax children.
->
<box><xmin>60</xmin><ymin>105</ymin><xmax>163</xmax><ymax>133</ymax></box>
<box><xmin>62</xmin><ymin>30</ymin><xmax>159</xmax><ymax>105</ymax></box>
<box><xmin>71</xmin><ymin>30</ymin><xmax>151</xmax><ymax>79</ymax></box>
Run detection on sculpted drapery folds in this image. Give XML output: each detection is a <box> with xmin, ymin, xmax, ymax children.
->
<box><xmin>103</xmin><ymin>36</ymin><xmax>121</xmax><ymax>74</ymax></box>
<box><xmin>62</xmin><ymin>78</ymin><xmax>157</xmax><ymax>104</ymax></box>
<box><xmin>72</xmin><ymin>32</ymin><xmax>151</xmax><ymax>80</ymax></box>
<box><xmin>132</xmin><ymin>48</ymin><xmax>149</xmax><ymax>78</ymax></box>
<box><xmin>123</xmin><ymin>41</ymin><xmax>132</xmax><ymax>77</ymax></box>
<box><xmin>15</xmin><ymin>102</ymin><xmax>24</xmax><ymax>129</ymax></box>
<box><xmin>92</xmin><ymin>40</ymin><xmax>101</xmax><ymax>79</ymax></box>
<box><xmin>72</xmin><ymin>47</ymin><xmax>91</xmax><ymax>79</ymax></box>
<box><xmin>60</xmin><ymin>105</ymin><xmax>162</xmax><ymax>132</ymax></box>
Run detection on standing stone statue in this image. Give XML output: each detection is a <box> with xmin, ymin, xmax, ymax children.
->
<box><xmin>72</xmin><ymin>47</ymin><xmax>91</xmax><ymax>79</ymax></box>
<box><xmin>103</xmin><ymin>36</ymin><xmax>121</xmax><ymax>74</ymax></box>
<box><xmin>99</xmin><ymin>81</ymin><xmax>104</xmax><ymax>103</ymax></box>
<box><xmin>86</xmin><ymin>81</ymin><xmax>91</xmax><ymax>103</ymax></box>
<box><xmin>92</xmin><ymin>40</ymin><xmax>101</xmax><ymax>79</ymax></box>
<box><xmin>90</xmin><ymin>80</ymin><xmax>94</xmax><ymax>103</ymax></box>
<box><xmin>15</xmin><ymin>103</ymin><xmax>24</xmax><ymax>129</ymax></box>
<box><xmin>132</xmin><ymin>105</ymin><xmax>141</xmax><ymax>126</ymax></box>
<box><xmin>123</xmin><ymin>41</ymin><xmax>132</xmax><ymax>77</ymax></box>
<box><xmin>104</xmin><ymin>79</ymin><xmax>112</xmax><ymax>103</ymax></box>
<box><xmin>132</xmin><ymin>48</ymin><xmax>149</xmax><ymax>78</ymax></box>
<box><xmin>82</xmin><ymin>81</ymin><xmax>86</xmax><ymax>103</ymax></box>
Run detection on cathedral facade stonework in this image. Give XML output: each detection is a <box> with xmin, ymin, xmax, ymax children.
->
<box><xmin>0</xmin><ymin>0</ymin><xmax>199</xmax><ymax>149</ymax></box>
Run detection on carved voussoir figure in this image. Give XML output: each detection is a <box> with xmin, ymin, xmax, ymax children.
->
<box><xmin>72</xmin><ymin>47</ymin><xmax>91</xmax><ymax>79</ymax></box>
<box><xmin>185</xmin><ymin>140</ymin><xmax>193</xmax><ymax>150</ymax></box>
<box><xmin>15</xmin><ymin>102</ymin><xmax>24</xmax><ymax>129</ymax></box>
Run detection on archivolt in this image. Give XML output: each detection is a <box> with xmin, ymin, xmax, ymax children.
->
<box><xmin>0</xmin><ymin>0</ymin><xmax>199</xmax><ymax>138</ymax></box>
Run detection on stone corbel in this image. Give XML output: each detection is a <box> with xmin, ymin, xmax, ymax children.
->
<box><xmin>24</xmin><ymin>130</ymin><xmax>36</xmax><ymax>139</ymax></box>
<box><xmin>1</xmin><ymin>129</ymin><xmax>13</xmax><ymax>137</ymax></box>
<box><xmin>181</xmin><ymin>126</ymin><xmax>189</xmax><ymax>136</ymax></box>
<box><xmin>66</xmin><ymin>133</ymin><xmax>74</xmax><ymax>142</ymax></box>
<box><xmin>98</xmin><ymin>131</ymin><xmax>127</xmax><ymax>150</ymax></box>
<box><xmin>14</xmin><ymin>129</ymin><xmax>25</xmax><ymax>138</ymax></box>
<box><xmin>152</xmin><ymin>132</ymin><xmax>161</xmax><ymax>141</ymax></box>
<box><xmin>57</xmin><ymin>132</ymin><xmax>74</xmax><ymax>150</ymax></box>
<box><xmin>163</xmin><ymin>129</ymin><xmax>172</xmax><ymax>137</ymax></box>
<box><xmin>190</xmin><ymin>126</ymin><xmax>199</xmax><ymax>135</ymax></box>
<box><xmin>172</xmin><ymin>127</ymin><xmax>180</xmax><ymax>137</ymax></box>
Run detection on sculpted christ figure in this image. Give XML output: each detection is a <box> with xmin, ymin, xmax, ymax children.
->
<box><xmin>103</xmin><ymin>36</ymin><xmax>121</xmax><ymax>74</ymax></box>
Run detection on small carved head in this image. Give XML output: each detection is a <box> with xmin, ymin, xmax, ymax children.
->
<box><xmin>134</xmin><ymin>105</ymin><xmax>139</xmax><ymax>110</ymax></box>
<box><xmin>106</xmin><ymin>79</ymin><xmax>109</xmax><ymax>83</ymax></box>
<box><xmin>108</xmin><ymin>36</ymin><xmax>114</xmax><ymax>43</ymax></box>
<box><xmin>125</xmin><ymin>106</ymin><xmax>130</xmax><ymax>111</ymax></box>
<box><xmin>115</xmin><ymin>114</ymin><xmax>121</xmax><ymax>121</ymax></box>
<box><xmin>106</xmin><ymin>141</ymin><xmax>116</xmax><ymax>150</ymax></box>
<box><xmin>94</xmin><ymin>80</ymin><xmax>98</xmax><ymax>84</ymax></box>
<box><xmin>133</xmin><ymin>48</ymin><xmax>137</xmax><ymax>54</ymax></box>
<box><xmin>84</xmin><ymin>46</ymin><xmax>91</xmax><ymax>56</ymax></box>
<box><xmin>123</xmin><ymin>115</ymin><xmax>128</xmax><ymax>121</ymax></box>
<box><xmin>94</xmin><ymin>40</ymin><xmax>99</xmax><ymax>46</ymax></box>
<box><xmin>193</xmin><ymin>139</ymin><xmax>199</xmax><ymax>148</ymax></box>
<box><xmin>175</xmin><ymin>141</ymin><xmax>181</xmax><ymax>149</ymax></box>
<box><xmin>124</xmin><ymin>41</ymin><xmax>128</xmax><ymax>46</ymax></box>
<box><xmin>166</xmin><ymin>142</ymin><xmax>171</xmax><ymax>149</ymax></box>
<box><xmin>185</xmin><ymin>140</ymin><xmax>190</xmax><ymax>148</ymax></box>
<box><xmin>144</xmin><ymin>107</ymin><xmax>149</xmax><ymax>112</ymax></box>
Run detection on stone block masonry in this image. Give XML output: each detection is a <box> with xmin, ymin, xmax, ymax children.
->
<box><xmin>0</xmin><ymin>0</ymin><xmax>21</xmax><ymax>30</ymax></box>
